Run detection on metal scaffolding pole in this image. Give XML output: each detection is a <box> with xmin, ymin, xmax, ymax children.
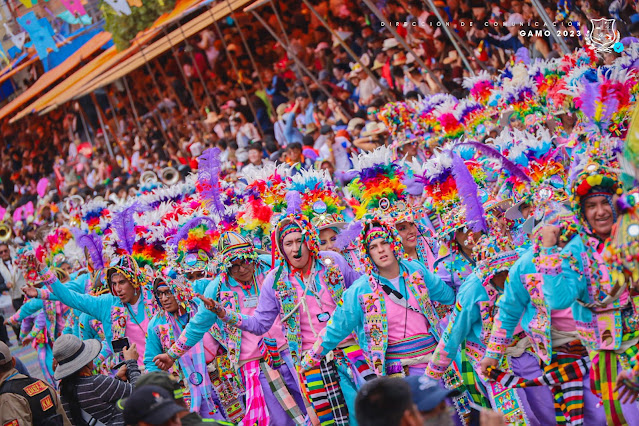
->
<box><xmin>300</xmin><ymin>0</ymin><xmax>394</xmax><ymax>100</ymax></box>
<box><xmin>208</xmin><ymin>5</ymin><xmax>265</xmax><ymax>138</ymax></box>
<box><xmin>249</xmin><ymin>8</ymin><xmax>351</xmax><ymax>119</ymax></box>
<box><xmin>360</xmin><ymin>0</ymin><xmax>448</xmax><ymax>93</ymax></box>
<box><xmin>530</xmin><ymin>0</ymin><xmax>570</xmax><ymax>54</ymax></box>
<box><xmin>422</xmin><ymin>0</ymin><xmax>475</xmax><ymax>76</ymax></box>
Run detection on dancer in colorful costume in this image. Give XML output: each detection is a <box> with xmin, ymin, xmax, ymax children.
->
<box><xmin>481</xmin><ymin>201</ymin><xmax>606</xmax><ymax>425</ymax></box>
<box><xmin>9</xmin><ymin>266</ymin><xmax>71</xmax><ymax>387</ymax></box>
<box><xmin>425</xmin><ymin>233</ymin><xmax>554</xmax><ymax>425</ymax></box>
<box><xmin>534</xmin><ymin>157</ymin><xmax>639</xmax><ymax>425</ymax></box>
<box><xmin>144</xmin><ymin>272</ymin><xmax>225</xmax><ymax>420</ymax></box>
<box><xmin>30</xmin><ymin>253</ymin><xmax>157</xmax><ymax>365</ymax></box>
<box><xmin>155</xmin><ymin>231</ymin><xmax>307</xmax><ymax>426</ymax></box>
<box><xmin>288</xmin><ymin>168</ymin><xmax>366</xmax><ymax>273</ymax></box>
<box><xmin>199</xmin><ymin>210</ymin><xmax>361</xmax><ymax>425</ymax></box>
<box><xmin>299</xmin><ymin>215</ymin><xmax>479</xmax><ymax>424</ymax></box>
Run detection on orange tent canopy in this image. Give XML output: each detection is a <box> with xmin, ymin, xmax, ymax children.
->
<box><xmin>11</xmin><ymin>0</ymin><xmax>211</xmax><ymax>121</ymax></box>
<box><xmin>0</xmin><ymin>31</ymin><xmax>112</xmax><ymax>122</ymax></box>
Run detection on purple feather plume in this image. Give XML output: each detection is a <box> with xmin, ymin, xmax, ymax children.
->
<box><xmin>334</xmin><ymin>220</ymin><xmax>363</xmax><ymax>251</ymax></box>
<box><xmin>285</xmin><ymin>190</ymin><xmax>302</xmax><ymax>216</ymax></box>
<box><xmin>457</xmin><ymin>142</ymin><xmax>530</xmax><ymax>182</ymax></box>
<box><xmin>403</xmin><ymin>176</ymin><xmax>425</xmax><ymax>196</ymax></box>
<box><xmin>172</xmin><ymin>216</ymin><xmax>217</xmax><ymax>254</ymax></box>
<box><xmin>450</xmin><ymin>152</ymin><xmax>487</xmax><ymax>233</ymax></box>
<box><xmin>515</xmin><ymin>47</ymin><xmax>530</xmax><ymax>65</ymax></box>
<box><xmin>578</xmin><ymin>82</ymin><xmax>598</xmax><ymax>122</ymax></box>
<box><xmin>75</xmin><ymin>232</ymin><xmax>105</xmax><ymax>270</ymax></box>
<box><xmin>198</xmin><ymin>148</ymin><xmax>225</xmax><ymax>215</ymax></box>
<box><xmin>112</xmin><ymin>202</ymin><xmax>150</xmax><ymax>255</ymax></box>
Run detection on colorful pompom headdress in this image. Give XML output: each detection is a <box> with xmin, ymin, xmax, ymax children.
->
<box><xmin>357</xmin><ymin>217</ymin><xmax>405</xmax><ymax>276</ymax></box>
<box><xmin>473</xmin><ymin>234</ymin><xmax>519</xmax><ymax>290</ymax></box>
<box><xmin>153</xmin><ymin>272</ymin><xmax>195</xmax><ymax>314</ymax></box>
<box><xmin>172</xmin><ymin>216</ymin><xmax>217</xmax><ymax>274</ymax></box>
<box><xmin>106</xmin><ymin>254</ymin><xmax>145</xmax><ymax>291</ymax></box>
<box><xmin>274</xmin><ymin>209</ymin><xmax>320</xmax><ymax>266</ymax></box>
<box><xmin>569</xmin><ymin>156</ymin><xmax>623</xmax><ymax>234</ymax></box>
<box><xmin>288</xmin><ymin>169</ymin><xmax>346</xmax><ymax>231</ymax></box>
<box><xmin>347</xmin><ymin>146</ymin><xmax>407</xmax><ymax>220</ymax></box>
<box><xmin>217</xmin><ymin>230</ymin><xmax>258</xmax><ymax>276</ymax></box>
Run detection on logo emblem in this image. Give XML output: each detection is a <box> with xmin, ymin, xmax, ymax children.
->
<box><xmin>40</xmin><ymin>394</ymin><xmax>53</xmax><ymax>411</ymax></box>
<box><xmin>587</xmin><ymin>18</ymin><xmax>621</xmax><ymax>53</ymax></box>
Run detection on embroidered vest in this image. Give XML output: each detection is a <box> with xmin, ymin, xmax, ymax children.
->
<box><xmin>219</xmin><ymin>291</ymin><xmax>242</xmax><ymax>367</ymax></box>
<box><xmin>405</xmin><ymin>270</ymin><xmax>442</xmax><ymax>339</ymax></box>
<box><xmin>156</xmin><ymin>323</ymin><xmax>182</xmax><ymax>378</ymax></box>
<box><xmin>522</xmin><ymin>273</ymin><xmax>553</xmax><ymax>364</ymax></box>
<box><xmin>90</xmin><ymin>319</ymin><xmax>106</xmax><ymax>340</ymax></box>
<box><xmin>111</xmin><ymin>306</ymin><xmax>128</xmax><ymax>340</ymax></box>
<box><xmin>359</xmin><ymin>270</ymin><xmax>441</xmax><ymax>376</ymax></box>
<box><xmin>274</xmin><ymin>256</ymin><xmax>347</xmax><ymax>365</ymax></box>
<box><xmin>358</xmin><ymin>291</ymin><xmax>388</xmax><ymax>376</ymax></box>
<box><xmin>573</xmin><ymin>249</ymin><xmax>623</xmax><ymax>351</ymax></box>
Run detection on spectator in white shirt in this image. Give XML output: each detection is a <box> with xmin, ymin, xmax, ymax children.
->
<box><xmin>233</xmin><ymin>113</ymin><xmax>261</xmax><ymax>149</ymax></box>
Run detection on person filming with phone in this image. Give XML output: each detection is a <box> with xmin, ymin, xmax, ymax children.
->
<box><xmin>54</xmin><ymin>334</ymin><xmax>140</xmax><ymax>426</ymax></box>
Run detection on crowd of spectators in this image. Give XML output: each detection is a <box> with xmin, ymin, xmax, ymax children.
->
<box><xmin>0</xmin><ymin>0</ymin><xmax>636</xmax><ymax>239</ymax></box>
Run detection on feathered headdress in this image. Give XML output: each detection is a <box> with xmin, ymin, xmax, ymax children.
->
<box><xmin>44</xmin><ymin>227</ymin><xmax>74</xmax><ymax>266</ymax></box>
<box><xmin>463</xmin><ymin>70</ymin><xmax>494</xmax><ymax>106</ymax></box>
<box><xmin>236</xmin><ymin>163</ymin><xmax>289</xmax><ymax>252</ymax></box>
<box><xmin>171</xmin><ymin>216</ymin><xmax>217</xmax><ymax>273</ymax></box>
<box><xmin>197</xmin><ymin>148</ymin><xmax>225</xmax><ymax>216</ymax></box>
<box><xmin>111</xmin><ymin>202</ymin><xmax>151</xmax><ymax>255</ymax></box>
<box><xmin>347</xmin><ymin>146</ymin><xmax>407</xmax><ymax>219</ymax></box>
<box><xmin>288</xmin><ymin>169</ymin><xmax>346</xmax><ymax>230</ymax></box>
<box><xmin>74</xmin><ymin>230</ymin><xmax>105</xmax><ymax>271</ymax></box>
<box><xmin>80</xmin><ymin>198</ymin><xmax>111</xmax><ymax>235</ymax></box>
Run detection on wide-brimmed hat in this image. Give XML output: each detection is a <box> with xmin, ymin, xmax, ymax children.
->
<box><xmin>347</xmin><ymin>117</ymin><xmax>366</xmax><ymax>132</ymax></box>
<box><xmin>382</xmin><ymin>38</ymin><xmax>399</xmax><ymax>51</ymax></box>
<box><xmin>305</xmin><ymin>123</ymin><xmax>318</xmax><ymax>135</ymax></box>
<box><xmin>53</xmin><ymin>335</ymin><xmax>102</xmax><ymax>380</ymax></box>
<box><xmin>371</xmin><ymin>59</ymin><xmax>385</xmax><ymax>71</ymax></box>
<box><xmin>392</xmin><ymin>52</ymin><xmax>407</xmax><ymax>67</ymax></box>
<box><xmin>361</xmin><ymin>122</ymin><xmax>388</xmax><ymax>137</ymax></box>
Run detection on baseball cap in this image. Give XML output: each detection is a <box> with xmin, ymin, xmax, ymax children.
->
<box><xmin>404</xmin><ymin>376</ymin><xmax>460</xmax><ymax>412</ymax></box>
<box><xmin>320</xmin><ymin>124</ymin><xmax>333</xmax><ymax>135</ymax></box>
<box><xmin>0</xmin><ymin>341</ymin><xmax>12</xmax><ymax>366</ymax></box>
<box><xmin>122</xmin><ymin>385</ymin><xmax>187</xmax><ymax>425</ymax></box>
<box><xmin>135</xmin><ymin>371</ymin><xmax>183</xmax><ymax>396</ymax></box>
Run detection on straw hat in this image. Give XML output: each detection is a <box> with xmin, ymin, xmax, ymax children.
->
<box><xmin>53</xmin><ymin>335</ymin><xmax>102</xmax><ymax>380</ymax></box>
<box><xmin>305</xmin><ymin>123</ymin><xmax>318</xmax><ymax>135</ymax></box>
<box><xmin>347</xmin><ymin>117</ymin><xmax>366</xmax><ymax>132</ymax></box>
<box><xmin>382</xmin><ymin>38</ymin><xmax>399</xmax><ymax>51</ymax></box>
<box><xmin>361</xmin><ymin>122</ymin><xmax>388</xmax><ymax>137</ymax></box>
<box><xmin>276</xmin><ymin>103</ymin><xmax>289</xmax><ymax>121</ymax></box>
<box><xmin>371</xmin><ymin>59</ymin><xmax>384</xmax><ymax>71</ymax></box>
<box><xmin>392</xmin><ymin>52</ymin><xmax>407</xmax><ymax>66</ymax></box>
